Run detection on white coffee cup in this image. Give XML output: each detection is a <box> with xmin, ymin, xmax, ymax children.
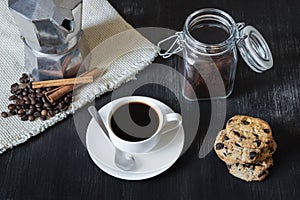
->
<box><xmin>106</xmin><ymin>96</ymin><xmax>182</xmax><ymax>154</ymax></box>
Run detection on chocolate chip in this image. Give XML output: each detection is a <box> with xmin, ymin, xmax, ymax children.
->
<box><xmin>265</xmin><ymin>141</ymin><xmax>270</xmax><ymax>145</ymax></box>
<box><xmin>1</xmin><ymin>112</ymin><xmax>8</xmax><ymax>118</ymax></box>
<box><xmin>215</xmin><ymin>143</ymin><xmax>224</xmax><ymax>150</ymax></box>
<box><xmin>253</xmin><ymin>133</ymin><xmax>259</xmax><ymax>139</ymax></box>
<box><xmin>249</xmin><ymin>151</ymin><xmax>257</xmax><ymax>159</ymax></box>
<box><xmin>263</xmin><ymin>129</ymin><xmax>270</xmax><ymax>134</ymax></box>
<box><xmin>233</xmin><ymin>131</ymin><xmax>240</xmax><ymax>137</ymax></box>
<box><xmin>269</xmin><ymin>147</ymin><xmax>275</xmax><ymax>153</ymax></box>
<box><xmin>224</xmin><ymin>135</ymin><xmax>229</xmax><ymax>141</ymax></box>
<box><xmin>240</xmin><ymin>135</ymin><xmax>246</xmax><ymax>141</ymax></box>
<box><xmin>258</xmin><ymin>170</ymin><xmax>267</xmax><ymax>178</ymax></box>
<box><xmin>234</xmin><ymin>142</ymin><xmax>241</xmax><ymax>147</ymax></box>
<box><xmin>235</xmin><ymin>163</ymin><xmax>239</xmax><ymax>167</ymax></box>
<box><xmin>242</xmin><ymin>120</ymin><xmax>250</xmax><ymax>125</ymax></box>
<box><xmin>254</xmin><ymin>140</ymin><xmax>261</xmax><ymax>147</ymax></box>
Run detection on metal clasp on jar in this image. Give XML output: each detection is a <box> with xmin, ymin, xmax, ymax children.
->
<box><xmin>157</xmin><ymin>31</ymin><xmax>184</xmax><ymax>58</ymax></box>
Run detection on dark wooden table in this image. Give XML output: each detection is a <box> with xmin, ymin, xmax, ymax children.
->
<box><xmin>1</xmin><ymin>0</ymin><xmax>300</xmax><ymax>199</ymax></box>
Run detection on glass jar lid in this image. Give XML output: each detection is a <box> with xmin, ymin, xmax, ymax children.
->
<box><xmin>237</xmin><ymin>25</ymin><xmax>273</xmax><ymax>73</ymax></box>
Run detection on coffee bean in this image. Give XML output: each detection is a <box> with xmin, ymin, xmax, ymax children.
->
<box><xmin>47</xmin><ymin>110</ymin><xmax>55</xmax><ymax>117</ymax></box>
<box><xmin>25</xmin><ymin>100</ymin><xmax>31</xmax><ymax>105</ymax></box>
<box><xmin>29</xmin><ymin>88</ymin><xmax>35</xmax><ymax>94</ymax></box>
<box><xmin>19</xmin><ymin>100</ymin><xmax>25</xmax><ymax>105</ymax></box>
<box><xmin>21</xmin><ymin>115</ymin><xmax>28</xmax><ymax>121</ymax></box>
<box><xmin>8</xmin><ymin>104</ymin><xmax>16</xmax><ymax>110</ymax></box>
<box><xmin>9</xmin><ymin>110</ymin><xmax>17</xmax><ymax>115</ymax></box>
<box><xmin>22</xmin><ymin>104</ymin><xmax>30</xmax><ymax>110</ymax></box>
<box><xmin>11</xmin><ymin>83</ymin><xmax>19</xmax><ymax>90</ymax></box>
<box><xmin>40</xmin><ymin>115</ymin><xmax>47</xmax><ymax>121</ymax></box>
<box><xmin>41</xmin><ymin>109</ymin><xmax>47</xmax><ymax>116</ymax></box>
<box><xmin>27</xmin><ymin>108</ymin><xmax>35</xmax><ymax>115</ymax></box>
<box><xmin>36</xmin><ymin>93</ymin><xmax>43</xmax><ymax>98</ymax></box>
<box><xmin>44</xmin><ymin>102</ymin><xmax>51</xmax><ymax>108</ymax></box>
<box><xmin>23</xmin><ymin>96</ymin><xmax>29</xmax><ymax>101</ymax></box>
<box><xmin>15</xmin><ymin>89</ymin><xmax>22</xmax><ymax>95</ymax></box>
<box><xmin>9</xmin><ymin>95</ymin><xmax>16</xmax><ymax>101</ymax></box>
<box><xmin>42</xmin><ymin>97</ymin><xmax>47</xmax><ymax>103</ymax></box>
<box><xmin>35</xmin><ymin>102</ymin><xmax>42</xmax><ymax>108</ymax></box>
<box><xmin>35</xmin><ymin>88</ymin><xmax>42</xmax><ymax>94</ymax></box>
<box><xmin>28</xmin><ymin>115</ymin><xmax>35</xmax><ymax>121</ymax></box>
<box><xmin>64</xmin><ymin>96</ymin><xmax>70</xmax><ymax>103</ymax></box>
<box><xmin>22</xmin><ymin>73</ymin><xmax>28</xmax><ymax>78</ymax></box>
<box><xmin>33</xmin><ymin>112</ymin><xmax>41</xmax><ymax>118</ymax></box>
<box><xmin>1</xmin><ymin>112</ymin><xmax>8</xmax><ymax>118</ymax></box>
<box><xmin>17</xmin><ymin>109</ymin><xmax>25</xmax><ymax>115</ymax></box>
<box><xmin>58</xmin><ymin>103</ymin><xmax>63</xmax><ymax>109</ymax></box>
<box><xmin>62</xmin><ymin>106</ymin><xmax>69</xmax><ymax>111</ymax></box>
<box><xmin>29</xmin><ymin>94</ymin><xmax>35</xmax><ymax>99</ymax></box>
<box><xmin>22</xmin><ymin>91</ymin><xmax>27</xmax><ymax>96</ymax></box>
<box><xmin>30</xmin><ymin>99</ymin><xmax>36</xmax><ymax>105</ymax></box>
<box><xmin>19</xmin><ymin>78</ymin><xmax>26</xmax><ymax>83</ymax></box>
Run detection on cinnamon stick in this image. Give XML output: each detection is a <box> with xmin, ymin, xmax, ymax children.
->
<box><xmin>45</xmin><ymin>68</ymin><xmax>104</xmax><ymax>103</ymax></box>
<box><xmin>32</xmin><ymin>76</ymin><xmax>94</xmax><ymax>89</ymax></box>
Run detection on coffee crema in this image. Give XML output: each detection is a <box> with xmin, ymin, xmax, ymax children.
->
<box><xmin>110</xmin><ymin>102</ymin><xmax>160</xmax><ymax>142</ymax></box>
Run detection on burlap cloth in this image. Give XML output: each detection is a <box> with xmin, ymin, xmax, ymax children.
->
<box><xmin>0</xmin><ymin>0</ymin><xmax>157</xmax><ymax>153</ymax></box>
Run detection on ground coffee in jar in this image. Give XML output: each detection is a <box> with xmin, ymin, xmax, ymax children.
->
<box><xmin>158</xmin><ymin>8</ymin><xmax>273</xmax><ymax>100</ymax></box>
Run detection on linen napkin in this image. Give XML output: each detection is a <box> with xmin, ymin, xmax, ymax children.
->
<box><xmin>0</xmin><ymin>0</ymin><xmax>157</xmax><ymax>153</ymax></box>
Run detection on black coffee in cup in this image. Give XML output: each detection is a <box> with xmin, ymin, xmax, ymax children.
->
<box><xmin>110</xmin><ymin>102</ymin><xmax>160</xmax><ymax>142</ymax></box>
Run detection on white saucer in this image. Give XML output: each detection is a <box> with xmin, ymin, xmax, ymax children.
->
<box><xmin>86</xmin><ymin>96</ymin><xmax>184</xmax><ymax>180</ymax></box>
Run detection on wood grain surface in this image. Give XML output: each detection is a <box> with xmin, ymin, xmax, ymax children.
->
<box><xmin>0</xmin><ymin>0</ymin><xmax>300</xmax><ymax>199</ymax></box>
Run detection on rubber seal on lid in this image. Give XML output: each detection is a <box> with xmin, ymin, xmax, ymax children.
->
<box><xmin>237</xmin><ymin>25</ymin><xmax>273</xmax><ymax>73</ymax></box>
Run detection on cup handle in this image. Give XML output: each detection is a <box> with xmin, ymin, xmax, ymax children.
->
<box><xmin>161</xmin><ymin>113</ymin><xmax>182</xmax><ymax>135</ymax></box>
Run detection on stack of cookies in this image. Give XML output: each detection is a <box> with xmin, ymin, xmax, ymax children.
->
<box><xmin>214</xmin><ymin>115</ymin><xmax>277</xmax><ymax>182</ymax></box>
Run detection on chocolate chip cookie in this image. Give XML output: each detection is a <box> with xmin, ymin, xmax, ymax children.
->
<box><xmin>226</xmin><ymin>115</ymin><xmax>275</xmax><ymax>149</ymax></box>
<box><xmin>214</xmin><ymin>129</ymin><xmax>276</xmax><ymax>164</ymax></box>
<box><xmin>227</xmin><ymin>157</ymin><xmax>274</xmax><ymax>182</ymax></box>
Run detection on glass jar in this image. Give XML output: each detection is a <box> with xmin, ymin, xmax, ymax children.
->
<box><xmin>158</xmin><ymin>8</ymin><xmax>273</xmax><ymax>101</ymax></box>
